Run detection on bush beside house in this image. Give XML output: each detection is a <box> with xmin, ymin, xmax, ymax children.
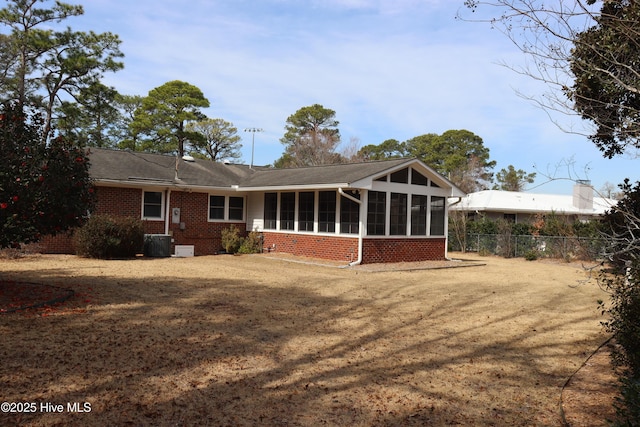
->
<box><xmin>75</xmin><ymin>215</ymin><xmax>144</xmax><ymax>259</ymax></box>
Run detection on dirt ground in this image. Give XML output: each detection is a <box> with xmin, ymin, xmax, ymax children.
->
<box><xmin>0</xmin><ymin>252</ymin><xmax>616</xmax><ymax>426</ymax></box>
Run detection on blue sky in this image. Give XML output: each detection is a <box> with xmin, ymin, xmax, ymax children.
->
<box><xmin>70</xmin><ymin>0</ymin><xmax>635</xmax><ymax>195</ymax></box>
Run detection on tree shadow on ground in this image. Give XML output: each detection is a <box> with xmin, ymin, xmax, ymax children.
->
<box><xmin>0</xmin><ymin>256</ymin><xmax>607</xmax><ymax>426</ymax></box>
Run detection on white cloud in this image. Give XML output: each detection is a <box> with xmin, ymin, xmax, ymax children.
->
<box><xmin>81</xmin><ymin>0</ymin><xmax>638</xmax><ymax>191</ymax></box>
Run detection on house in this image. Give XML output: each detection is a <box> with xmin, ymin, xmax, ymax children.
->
<box><xmin>42</xmin><ymin>148</ymin><xmax>465</xmax><ymax>264</ymax></box>
<box><xmin>450</xmin><ymin>181</ymin><xmax>617</xmax><ymax>223</ymax></box>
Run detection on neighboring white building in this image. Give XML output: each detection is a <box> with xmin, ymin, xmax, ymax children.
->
<box><xmin>450</xmin><ymin>181</ymin><xmax>618</xmax><ymax>223</ymax></box>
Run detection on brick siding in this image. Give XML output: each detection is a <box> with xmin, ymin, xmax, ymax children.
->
<box><xmin>262</xmin><ymin>232</ymin><xmax>360</xmax><ymax>263</ymax></box>
<box><xmin>40</xmin><ymin>187</ymin><xmax>244</xmax><ymax>256</ymax></box>
<box><xmin>40</xmin><ymin>186</ymin><xmax>448</xmax><ymax>262</ymax></box>
<box><xmin>262</xmin><ymin>233</ymin><xmax>446</xmax><ymax>264</ymax></box>
<box><xmin>362</xmin><ymin>237</ymin><xmax>446</xmax><ymax>263</ymax></box>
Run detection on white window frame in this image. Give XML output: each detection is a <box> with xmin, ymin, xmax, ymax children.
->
<box><xmin>208</xmin><ymin>195</ymin><xmax>245</xmax><ymax>222</ymax></box>
<box><xmin>142</xmin><ymin>190</ymin><xmax>165</xmax><ymax>221</ymax></box>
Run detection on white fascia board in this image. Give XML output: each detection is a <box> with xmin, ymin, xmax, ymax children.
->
<box><xmin>348</xmin><ymin>178</ymin><xmax>374</xmax><ymax>190</ymax></box>
<box><xmin>238</xmin><ymin>183</ymin><xmax>351</xmax><ymax>192</ymax></box>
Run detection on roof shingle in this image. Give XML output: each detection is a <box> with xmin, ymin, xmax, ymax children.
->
<box><xmin>87</xmin><ymin>148</ymin><xmax>425</xmax><ymax>190</ymax></box>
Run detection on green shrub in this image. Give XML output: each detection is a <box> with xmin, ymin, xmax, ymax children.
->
<box><xmin>75</xmin><ymin>215</ymin><xmax>144</xmax><ymax>259</ymax></box>
<box><xmin>221</xmin><ymin>225</ymin><xmax>243</xmax><ymax>254</ymax></box>
<box><xmin>524</xmin><ymin>250</ymin><xmax>538</xmax><ymax>261</ymax></box>
<box><xmin>238</xmin><ymin>230</ymin><xmax>263</xmax><ymax>254</ymax></box>
<box><xmin>599</xmin><ymin>180</ymin><xmax>640</xmax><ymax>425</ymax></box>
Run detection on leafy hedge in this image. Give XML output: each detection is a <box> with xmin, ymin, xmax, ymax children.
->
<box><xmin>599</xmin><ymin>180</ymin><xmax>640</xmax><ymax>425</ymax></box>
<box><xmin>221</xmin><ymin>225</ymin><xmax>262</xmax><ymax>254</ymax></box>
<box><xmin>74</xmin><ymin>215</ymin><xmax>144</xmax><ymax>259</ymax></box>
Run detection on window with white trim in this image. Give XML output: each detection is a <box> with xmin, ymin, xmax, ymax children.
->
<box><xmin>209</xmin><ymin>195</ymin><xmax>225</xmax><ymax>220</ymax></box>
<box><xmin>318</xmin><ymin>191</ymin><xmax>336</xmax><ymax>233</ymax></box>
<box><xmin>390</xmin><ymin>192</ymin><xmax>407</xmax><ymax>235</ymax></box>
<box><xmin>340</xmin><ymin>191</ymin><xmax>360</xmax><ymax>234</ymax></box>
<box><xmin>367</xmin><ymin>191</ymin><xmax>386</xmax><ymax>236</ymax></box>
<box><xmin>280</xmin><ymin>192</ymin><xmax>295</xmax><ymax>230</ymax></box>
<box><xmin>411</xmin><ymin>195</ymin><xmax>428</xmax><ymax>235</ymax></box>
<box><xmin>390</xmin><ymin>168</ymin><xmax>409</xmax><ymax>183</ymax></box>
<box><xmin>229</xmin><ymin>197</ymin><xmax>244</xmax><ymax>221</ymax></box>
<box><xmin>264</xmin><ymin>193</ymin><xmax>277</xmax><ymax>229</ymax></box>
<box><xmin>298</xmin><ymin>192</ymin><xmax>315</xmax><ymax>231</ymax></box>
<box><xmin>143</xmin><ymin>191</ymin><xmax>164</xmax><ymax>220</ymax></box>
<box><xmin>430</xmin><ymin>196</ymin><xmax>446</xmax><ymax>235</ymax></box>
<box><xmin>208</xmin><ymin>195</ymin><xmax>245</xmax><ymax>221</ymax></box>
<box><xmin>411</xmin><ymin>168</ymin><xmax>428</xmax><ymax>186</ymax></box>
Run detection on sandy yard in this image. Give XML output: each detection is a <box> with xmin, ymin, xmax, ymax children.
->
<box><xmin>0</xmin><ymin>252</ymin><xmax>614</xmax><ymax>426</ymax></box>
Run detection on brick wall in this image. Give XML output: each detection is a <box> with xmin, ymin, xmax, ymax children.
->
<box><xmin>262</xmin><ymin>232</ymin><xmax>360</xmax><ymax>263</ymax></box>
<box><xmin>262</xmin><ymin>233</ymin><xmax>446</xmax><ymax>264</ymax></box>
<box><xmin>39</xmin><ymin>233</ymin><xmax>75</xmax><ymax>254</ymax></box>
<box><xmin>167</xmin><ymin>190</ymin><xmax>246</xmax><ymax>255</ymax></box>
<box><xmin>362</xmin><ymin>237</ymin><xmax>446</xmax><ymax>263</ymax></box>
<box><xmin>39</xmin><ymin>186</ymin><xmax>448</xmax><ymax>262</ymax></box>
<box><xmin>39</xmin><ymin>187</ymin><xmax>245</xmax><ymax>256</ymax></box>
<box><xmin>96</xmin><ymin>187</ymin><xmax>142</xmax><ymax>217</ymax></box>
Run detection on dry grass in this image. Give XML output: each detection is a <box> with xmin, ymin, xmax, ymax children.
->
<box><xmin>0</xmin><ymin>253</ymin><xmax>611</xmax><ymax>426</ymax></box>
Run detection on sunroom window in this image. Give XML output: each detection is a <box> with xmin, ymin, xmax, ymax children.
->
<box><xmin>340</xmin><ymin>191</ymin><xmax>360</xmax><ymax>234</ymax></box>
<box><xmin>367</xmin><ymin>191</ymin><xmax>386</xmax><ymax>236</ymax></box>
<box><xmin>280</xmin><ymin>192</ymin><xmax>295</xmax><ymax>230</ymax></box>
<box><xmin>430</xmin><ymin>196</ymin><xmax>445</xmax><ymax>235</ymax></box>
<box><xmin>264</xmin><ymin>193</ymin><xmax>277</xmax><ymax>229</ymax></box>
<box><xmin>390</xmin><ymin>192</ymin><xmax>407</xmax><ymax>235</ymax></box>
<box><xmin>298</xmin><ymin>192</ymin><xmax>315</xmax><ymax>231</ymax></box>
<box><xmin>318</xmin><ymin>191</ymin><xmax>336</xmax><ymax>233</ymax></box>
<box><xmin>411</xmin><ymin>195</ymin><xmax>428</xmax><ymax>235</ymax></box>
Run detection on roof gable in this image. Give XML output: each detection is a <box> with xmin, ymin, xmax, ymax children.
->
<box><xmin>241</xmin><ymin>158</ymin><xmax>416</xmax><ymax>189</ymax></box>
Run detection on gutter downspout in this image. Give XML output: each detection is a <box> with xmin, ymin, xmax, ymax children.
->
<box><xmin>338</xmin><ymin>188</ymin><xmax>363</xmax><ymax>267</ymax></box>
<box><xmin>445</xmin><ymin>195</ymin><xmax>463</xmax><ymax>261</ymax></box>
<box><xmin>164</xmin><ymin>189</ymin><xmax>172</xmax><ymax>235</ymax></box>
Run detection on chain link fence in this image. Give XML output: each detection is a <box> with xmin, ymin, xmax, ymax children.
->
<box><xmin>452</xmin><ymin>234</ymin><xmax>607</xmax><ymax>261</ymax></box>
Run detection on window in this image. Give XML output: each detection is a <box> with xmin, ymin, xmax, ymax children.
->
<box><xmin>298</xmin><ymin>192</ymin><xmax>315</xmax><ymax>231</ymax></box>
<box><xmin>390</xmin><ymin>168</ymin><xmax>409</xmax><ymax>183</ymax></box>
<box><xmin>390</xmin><ymin>193</ymin><xmax>407</xmax><ymax>235</ymax></box>
<box><xmin>209</xmin><ymin>195</ymin><xmax>225</xmax><ymax>220</ymax></box>
<box><xmin>318</xmin><ymin>191</ymin><xmax>336</xmax><ymax>233</ymax></box>
<box><xmin>340</xmin><ymin>191</ymin><xmax>360</xmax><ymax>234</ymax></box>
<box><xmin>209</xmin><ymin>196</ymin><xmax>244</xmax><ymax>221</ymax></box>
<box><xmin>375</xmin><ymin>175</ymin><xmax>387</xmax><ymax>182</ymax></box>
<box><xmin>430</xmin><ymin>196</ymin><xmax>445</xmax><ymax>235</ymax></box>
<box><xmin>503</xmin><ymin>213</ymin><xmax>516</xmax><ymax>223</ymax></box>
<box><xmin>411</xmin><ymin>169</ymin><xmax>428</xmax><ymax>186</ymax></box>
<box><xmin>143</xmin><ymin>191</ymin><xmax>163</xmax><ymax>219</ymax></box>
<box><xmin>264</xmin><ymin>193</ymin><xmax>277</xmax><ymax>229</ymax></box>
<box><xmin>367</xmin><ymin>191</ymin><xmax>386</xmax><ymax>235</ymax></box>
<box><xmin>411</xmin><ymin>195</ymin><xmax>428</xmax><ymax>235</ymax></box>
<box><xmin>229</xmin><ymin>197</ymin><xmax>244</xmax><ymax>221</ymax></box>
<box><xmin>280</xmin><ymin>192</ymin><xmax>295</xmax><ymax>230</ymax></box>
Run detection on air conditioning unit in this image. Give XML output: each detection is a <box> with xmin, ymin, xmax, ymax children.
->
<box><xmin>143</xmin><ymin>234</ymin><xmax>171</xmax><ymax>257</ymax></box>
